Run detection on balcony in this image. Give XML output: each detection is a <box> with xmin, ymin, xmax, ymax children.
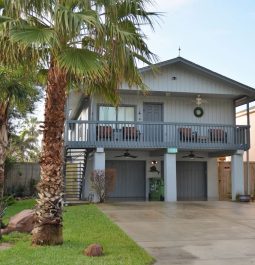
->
<box><xmin>65</xmin><ymin>120</ymin><xmax>250</xmax><ymax>151</ymax></box>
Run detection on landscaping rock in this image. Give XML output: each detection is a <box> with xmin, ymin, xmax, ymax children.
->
<box><xmin>84</xmin><ymin>243</ymin><xmax>103</xmax><ymax>257</ymax></box>
<box><xmin>1</xmin><ymin>209</ymin><xmax>35</xmax><ymax>235</ymax></box>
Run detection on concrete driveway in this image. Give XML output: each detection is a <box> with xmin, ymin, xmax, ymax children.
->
<box><xmin>98</xmin><ymin>201</ymin><xmax>255</xmax><ymax>265</ymax></box>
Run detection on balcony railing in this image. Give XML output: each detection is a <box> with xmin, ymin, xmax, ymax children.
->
<box><xmin>65</xmin><ymin>120</ymin><xmax>250</xmax><ymax>151</ymax></box>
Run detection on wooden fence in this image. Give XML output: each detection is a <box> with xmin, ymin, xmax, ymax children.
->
<box><xmin>5</xmin><ymin>162</ymin><xmax>40</xmax><ymax>196</ymax></box>
<box><xmin>5</xmin><ymin>161</ymin><xmax>255</xmax><ymax>199</ymax></box>
<box><xmin>218</xmin><ymin>161</ymin><xmax>255</xmax><ymax>200</ymax></box>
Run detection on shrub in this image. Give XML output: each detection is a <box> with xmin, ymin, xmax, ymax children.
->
<box><xmin>90</xmin><ymin>170</ymin><xmax>105</xmax><ymax>203</ymax></box>
<box><xmin>90</xmin><ymin>169</ymin><xmax>117</xmax><ymax>203</ymax></box>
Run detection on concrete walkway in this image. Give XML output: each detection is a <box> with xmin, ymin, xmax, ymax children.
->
<box><xmin>98</xmin><ymin>201</ymin><xmax>255</xmax><ymax>265</ymax></box>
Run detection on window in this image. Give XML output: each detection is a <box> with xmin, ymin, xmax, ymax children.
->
<box><xmin>99</xmin><ymin>106</ymin><xmax>135</xmax><ymax>121</ymax></box>
<box><xmin>118</xmin><ymin>107</ymin><xmax>135</xmax><ymax>121</ymax></box>
<box><xmin>99</xmin><ymin>106</ymin><xmax>116</xmax><ymax>121</ymax></box>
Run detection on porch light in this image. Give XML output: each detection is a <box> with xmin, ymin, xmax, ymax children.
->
<box><xmin>150</xmin><ymin>161</ymin><xmax>160</xmax><ymax>174</ymax></box>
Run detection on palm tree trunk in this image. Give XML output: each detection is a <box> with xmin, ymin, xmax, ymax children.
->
<box><xmin>0</xmin><ymin>105</ymin><xmax>8</xmax><ymax>240</ymax></box>
<box><xmin>32</xmin><ymin>62</ymin><xmax>67</xmax><ymax>245</ymax></box>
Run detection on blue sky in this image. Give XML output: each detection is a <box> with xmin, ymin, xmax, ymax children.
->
<box><xmin>143</xmin><ymin>0</ymin><xmax>255</xmax><ymax>87</ymax></box>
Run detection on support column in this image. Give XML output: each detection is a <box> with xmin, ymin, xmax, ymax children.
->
<box><xmin>93</xmin><ymin>148</ymin><xmax>105</xmax><ymax>171</ymax></box>
<box><xmin>207</xmin><ymin>158</ymin><xmax>218</xmax><ymax>200</ymax></box>
<box><xmin>92</xmin><ymin>148</ymin><xmax>105</xmax><ymax>202</ymax></box>
<box><xmin>246</xmin><ymin>102</ymin><xmax>250</xmax><ymax>194</ymax></box>
<box><xmin>164</xmin><ymin>153</ymin><xmax>177</xmax><ymax>202</ymax></box>
<box><xmin>231</xmin><ymin>150</ymin><xmax>244</xmax><ymax>200</ymax></box>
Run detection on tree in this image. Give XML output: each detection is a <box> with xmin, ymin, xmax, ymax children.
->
<box><xmin>0</xmin><ymin>66</ymin><xmax>40</xmax><ymax>239</ymax></box>
<box><xmin>8</xmin><ymin>117</ymin><xmax>41</xmax><ymax>162</ymax></box>
<box><xmin>0</xmin><ymin>0</ymin><xmax>159</xmax><ymax>245</ymax></box>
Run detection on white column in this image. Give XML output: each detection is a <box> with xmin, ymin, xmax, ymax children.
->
<box><xmin>164</xmin><ymin>153</ymin><xmax>177</xmax><ymax>202</ymax></box>
<box><xmin>93</xmin><ymin>148</ymin><xmax>105</xmax><ymax>170</ymax></box>
<box><xmin>231</xmin><ymin>150</ymin><xmax>244</xmax><ymax>200</ymax></box>
<box><xmin>207</xmin><ymin>158</ymin><xmax>218</xmax><ymax>200</ymax></box>
<box><xmin>92</xmin><ymin>148</ymin><xmax>105</xmax><ymax>202</ymax></box>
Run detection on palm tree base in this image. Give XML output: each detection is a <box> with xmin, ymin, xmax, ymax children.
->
<box><xmin>32</xmin><ymin>224</ymin><xmax>63</xmax><ymax>246</ymax></box>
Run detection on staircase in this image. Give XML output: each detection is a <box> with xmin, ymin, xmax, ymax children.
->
<box><xmin>63</xmin><ymin>148</ymin><xmax>89</xmax><ymax>204</ymax></box>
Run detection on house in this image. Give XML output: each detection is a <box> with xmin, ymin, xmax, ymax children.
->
<box><xmin>64</xmin><ymin>57</ymin><xmax>255</xmax><ymax>203</ymax></box>
<box><xmin>236</xmin><ymin>105</ymin><xmax>255</xmax><ymax>161</ymax></box>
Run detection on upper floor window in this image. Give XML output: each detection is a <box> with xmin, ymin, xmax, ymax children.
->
<box><xmin>99</xmin><ymin>106</ymin><xmax>135</xmax><ymax>121</ymax></box>
<box><xmin>99</xmin><ymin>106</ymin><xmax>116</xmax><ymax>121</ymax></box>
<box><xmin>118</xmin><ymin>107</ymin><xmax>135</xmax><ymax>121</ymax></box>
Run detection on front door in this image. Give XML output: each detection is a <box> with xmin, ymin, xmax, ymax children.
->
<box><xmin>143</xmin><ymin>103</ymin><xmax>163</xmax><ymax>142</ymax></box>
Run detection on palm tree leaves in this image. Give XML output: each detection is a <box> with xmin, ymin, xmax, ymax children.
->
<box><xmin>0</xmin><ymin>16</ymin><xmax>12</xmax><ymax>23</ymax></box>
<box><xmin>55</xmin><ymin>5</ymin><xmax>100</xmax><ymax>37</ymax></box>
<box><xmin>0</xmin><ymin>66</ymin><xmax>40</xmax><ymax>115</ymax></box>
<box><xmin>115</xmin><ymin>0</ymin><xmax>159</xmax><ymax>27</ymax></box>
<box><xmin>10</xmin><ymin>26</ymin><xmax>56</xmax><ymax>47</ymax></box>
<box><xmin>57</xmin><ymin>48</ymin><xmax>104</xmax><ymax>77</ymax></box>
<box><xmin>90</xmin><ymin>0</ymin><xmax>159</xmax><ymax>100</ymax></box>
<box><xmin>0</xmin><ymin>0</ymin><xmax>160</xmax><ymax>104</ymax></box>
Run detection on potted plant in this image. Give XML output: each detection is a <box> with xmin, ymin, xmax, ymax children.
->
<box><xmin>236</xmin><ymin>193</ymin><xmax>251</xmax><ymax>202</ymax></box>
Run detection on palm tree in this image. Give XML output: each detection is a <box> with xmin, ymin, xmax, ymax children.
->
<box><xmin>0</xmin><ymin>0</ymin><xmax>159</xmax><ymax>245</ymax></box>
<box><xmin>0</xmin><ymin>66</ymin><xmax>39</xmax><ymax>239</ymax></box>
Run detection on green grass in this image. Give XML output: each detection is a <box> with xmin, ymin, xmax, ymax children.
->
<box><xmin>0</xmin><ymin>200</ymin><xmax>154</xmax><ymax>265</ymax></box>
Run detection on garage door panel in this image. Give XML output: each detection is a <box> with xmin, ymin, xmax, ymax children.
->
<box><xmin>177</xmin><ymin>161</ymin><xmax>207</xmax><ymax>201</ymax></box>
<box><xmin>106</xmin><ymin>160</ymin><xmax>145</xmax><ymax>200</ymax></box>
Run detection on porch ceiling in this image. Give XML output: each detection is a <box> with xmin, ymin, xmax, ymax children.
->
<box><xmin>103</xmin><ymin>148</ymin><xmax>235</xmax><ymax>158</ymax></box>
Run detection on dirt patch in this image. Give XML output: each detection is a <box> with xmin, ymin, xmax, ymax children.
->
<box><xmin>0</xmin><ymin>243</ymin><xmax>12</xmax><ymax>250</ymax></box>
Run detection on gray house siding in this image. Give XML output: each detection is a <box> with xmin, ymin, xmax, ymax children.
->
<box><xmin>122</xmin><ymin>64</ymin><xmax>248</xmax><ymax>97</ymax></box>
<box><xmin>92</xmin><ymin>94</ymin><xmax>235</xmax><ymax>125</ymax></box>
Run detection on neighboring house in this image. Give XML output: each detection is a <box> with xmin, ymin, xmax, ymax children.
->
<box><xmin>64</xmin><ymin>57</ymin><xmax>255</xmax><ymax>203</ymax></box>
<box><xmin>236</xmin><ymin>105</ymin><xmax>255</xmax><ymax>161</ymax></box>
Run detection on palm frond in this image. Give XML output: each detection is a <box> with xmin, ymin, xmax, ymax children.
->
<box><xmin>57</xmin><ymin>47</ymin><xmax>104</xmax><ymax>78</ymax></box>
<box><xmin>0</xmin><ymin>15</ymin><xmax>12</xmax><ymax>23</ymax></box>
<box><xmin>0</xmin><ymin>65</ymin><xmax>40</xmax><ymax>115</ymax></box>
<box><xmin>10</xmin><ymin>25</ymin><xmax>56</xmax><ymax>46</ymax></box>
<box><xmin>54</xmin><ymin>5</ymin><xmax>101</xmax><ymax>39</ymax></box>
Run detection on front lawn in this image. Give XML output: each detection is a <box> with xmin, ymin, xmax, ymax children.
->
<box><xmin>0</xmin><ymin>200</ymin><xmax>154</xmax><ymax>265</ymax></box>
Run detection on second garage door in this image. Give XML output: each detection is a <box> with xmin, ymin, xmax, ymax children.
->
<box><xmin>177</xmin><ymin>161</ymin><xmax>207</xmax><ymax>201</ymax></box>
<box><xmin>106</xmin><ymin>160</ymin><xmax>146</xmax><ymax>201</ymax></box>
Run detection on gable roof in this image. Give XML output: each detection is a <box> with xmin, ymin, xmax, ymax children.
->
<box><xmin>139</xmin><ymin>57</ymin><xmax>255</xmax><ymax>100</ymax></box>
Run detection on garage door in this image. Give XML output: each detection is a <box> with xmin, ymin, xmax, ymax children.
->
<box><xmin>177</xmin><ymin>161</ymin><xmax>207</xmax><ymax>201</ymax></box>
<box><xmin>106</xmin><ymin>160</ymin><xmax>146</xmax><ymax>201</ymax></box>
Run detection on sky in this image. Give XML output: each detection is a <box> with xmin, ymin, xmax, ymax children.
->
<box><xmin>33</xmin><ymin>0</ymin><xmax>255</xmax><ymax>120</ymax></box>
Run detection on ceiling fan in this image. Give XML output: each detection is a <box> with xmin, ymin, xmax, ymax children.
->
<box><xmin>115</xmin><ymin>150</ymin><xmax>137</xmax><ymax>159</ymax></box>
<box><xmin>182</xmin><ymin>151</ymin><xmax>204</xmax><ymax>159</ymax></box>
